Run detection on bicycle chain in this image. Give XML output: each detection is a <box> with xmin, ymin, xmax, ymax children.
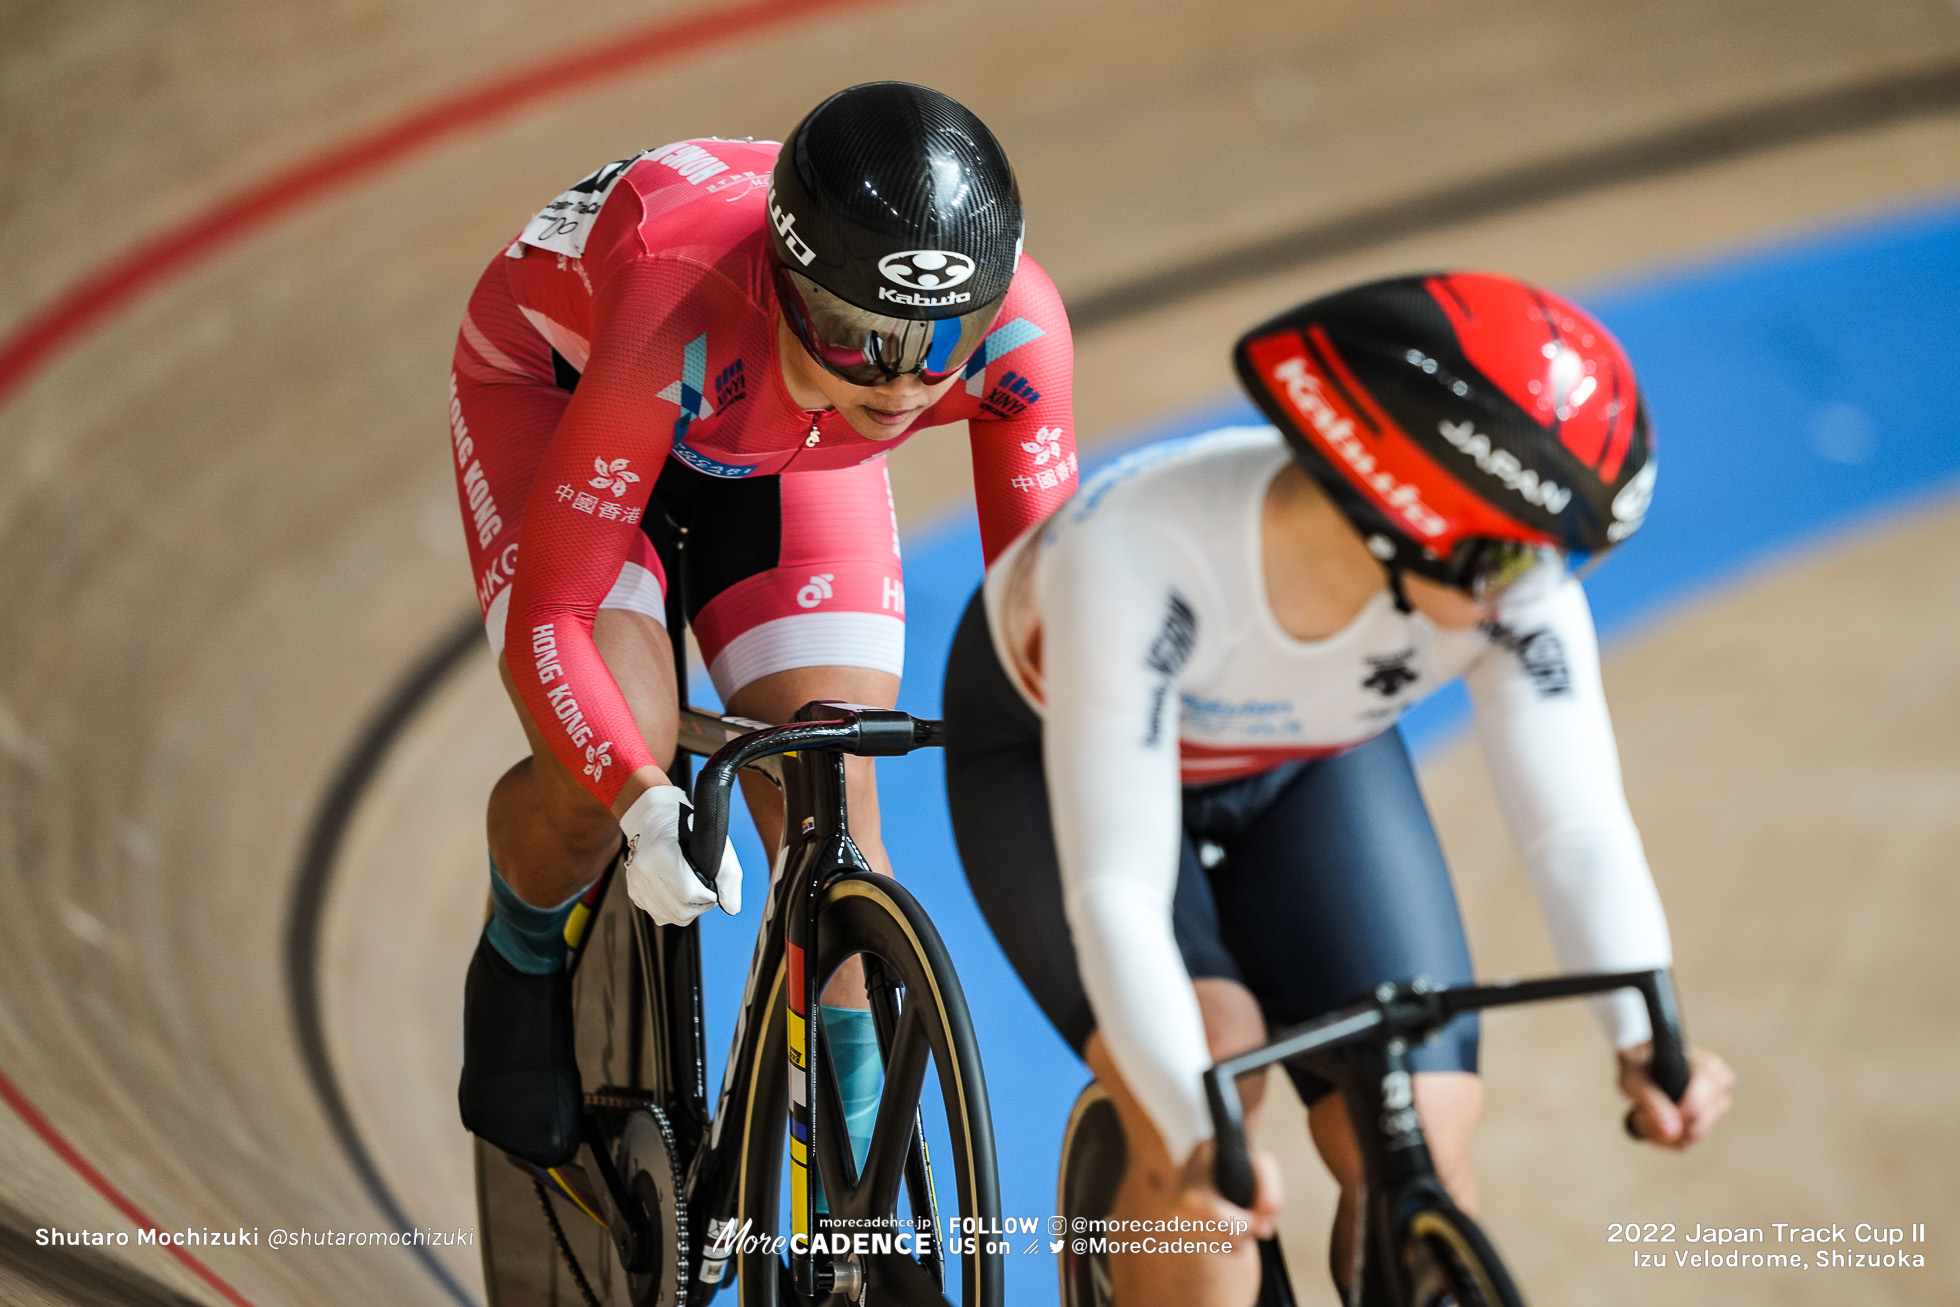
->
<box><xmin>618</xmin><ymin>1100</ymin><xmax>691</xmax><ymax>1307</ymax></box>
<box><xmin>533</xmin><ymin>1177</ymin><xmax>604</xmax><ymax>1307</ymax></box>
<box><xmin>533</xmin><ymin>1096</ymin><xmax>690</xmax><ymax>1307</ymax></box>
<box><xmin>585</xmin><ymin>1088</ymin><xmax>661</xmax><ymax>1112</ymax></box>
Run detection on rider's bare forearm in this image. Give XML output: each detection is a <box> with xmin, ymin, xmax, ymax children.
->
<box><xmin>610</xmin><ymin>764</ymin><xmax>671</xmax><ymax>821</ymax></box>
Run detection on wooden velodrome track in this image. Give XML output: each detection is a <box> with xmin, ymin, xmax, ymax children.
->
<box><xmin>4</xmin><ymin>1</ymin><xmax>1959</xmax><ymax>1303</ymax></box>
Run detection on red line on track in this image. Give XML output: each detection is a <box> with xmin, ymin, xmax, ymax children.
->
<box><xmin>0</xmin><ymin>2</ymin><xmax>892</xmax><ymax>1300</ymax></box>
<box><xmin>0</xmin><ymin>1067</ymin><xmax>255</xmax><ymax>1306</ymax></box>
<box><xmin>0</xmin><ymin>0</ymin><xmax>897</xmax><ymax>411</ymax></box>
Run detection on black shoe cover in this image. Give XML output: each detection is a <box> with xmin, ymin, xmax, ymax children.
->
<box><xmin>458</xmin><ymin>930</ymin><xmax>582</xmax><ymax>1167</ymax></box>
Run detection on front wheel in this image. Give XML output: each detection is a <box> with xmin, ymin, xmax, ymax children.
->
<box><xmin>1396</xmin><ymin>1199</ymin><xmax>1525</xmax><ymax>1307</ymax></box>
<box><xmin>736</xmin><ymin>872</ymin><xmax>1002</xmax><ymax>1306</ymax></box>
<box><xmin>1056</xmin><ymin>1083</ymin><xmax>1122</xmax><ymax>1307</ymax></box>
<box><xmin>1058</xmin><ymin>1085</ymin><xmax>1297</xmax><ymax>1307</ymax></box>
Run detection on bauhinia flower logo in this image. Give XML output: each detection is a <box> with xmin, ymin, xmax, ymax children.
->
<box><xmin>583</xmin><ymin>740</ymin><xmax>613</xmax><ymax>781</ymax></box>
<box><xmin>590</xmin><ymin>457</ymin><xmax>640</xmax><ymax>498</ymax></box>
<box><xmin>1021</xmin><ymin>429</ymin><xmax>1064</xmax><ymax>466</ymax></box>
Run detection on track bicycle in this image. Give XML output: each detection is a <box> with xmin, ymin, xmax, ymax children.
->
<box><xmin>1058</xmin><ymin>968</ymin><xmax>1690</xmax><ymax>1306</ymax></box>
<box><xmin>473</xmin><ymin>700</ymin><xmax>1003</xmax><ymax>1307</ymax></box>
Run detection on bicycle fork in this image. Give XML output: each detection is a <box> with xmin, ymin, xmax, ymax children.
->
<box><xmin>786</xmin><ymin>748</ymin><xmax>856</xmax><ymax>1299</ymax></box>
<box><xmin>862</xmin><ymin>954</ymin><xmax>948</xmax><ymax>1290</ymax></box>
<box><xmin>784</xmin><ymin>749</ymin><xmax>948</xmax><ymax>1301</ymax></box>
<box><xmin>1334</xmin><ymin>1035</ymin><xmax>1448</xmax><ymax>1307</ymax></box>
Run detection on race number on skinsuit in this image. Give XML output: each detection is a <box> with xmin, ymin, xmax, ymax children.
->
<box><xmin>517</xmin><ymin>141</ymin><xmax>748</xmax><ymax>257</ymax></box>
<box><xmin>517</xmin><ymin>155</ymin><xmax>640</xmax><ymax>258</ymax></box>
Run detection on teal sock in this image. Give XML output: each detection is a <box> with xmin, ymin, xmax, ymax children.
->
<box><xmin>824</xmin><ymin>1005</ymin><xmax>883</xmax><ymax>1173</ymax></box>
<box><xmin>484</xmin><ymin>862</ymin><xmax>583</xmax><ymax>975</ymax></box>
<box><xmin>813</xmin><ymin>1005</ymin><xmax>883</xmax><ymax>1212</ymax></box>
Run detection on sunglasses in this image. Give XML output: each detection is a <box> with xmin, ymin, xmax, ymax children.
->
<box><xmin>1438</xmin><ymin>538</ymin><xmax>1591</xmax><ymax>601</ymax></box>
<box><xmin>775</xmin><ymin>266</ymin><xmax>1004</xmax><ymax>387</ymax></box>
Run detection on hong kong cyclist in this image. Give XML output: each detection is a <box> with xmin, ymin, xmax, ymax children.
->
<box><xmin>942</xmin><ymin>273</ymin><xmax>1733</xmax><ymax>1304</ymax></box>
<box><xmin>449</xmin><ymin>82</ymin><xmax>1077</xmax><ymax>1169</ymax></box>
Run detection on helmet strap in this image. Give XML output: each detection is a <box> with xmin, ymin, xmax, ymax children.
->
<box><xmin>1363</xmin><ymin>531</ymin><xmax>1416</xmax><ymax>615</ymax></box>
<box><xmin>1384</xmin><ymin>562</ymin><xmax>1414</xmax><ymax>615</ymax></box>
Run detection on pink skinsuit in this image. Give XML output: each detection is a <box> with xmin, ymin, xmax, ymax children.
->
<box><xmin>447</xmin><ymin>138</ymin><xmax>1077</xmax><ymax>806</ymax></box>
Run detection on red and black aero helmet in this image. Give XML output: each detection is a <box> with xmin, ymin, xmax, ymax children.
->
<box><xmin>1234</xmin><ymin>272</ymin><xmax>1656</xmax><ymax>597</ymax></box>
<box><xmin>770</xmin><ymin>82</ymin><xmax>1023</xmax><ymax>387</ymax></box>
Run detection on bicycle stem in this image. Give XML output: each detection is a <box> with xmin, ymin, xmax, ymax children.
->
<box><xmin>683</xmin><ymin>706</ymin><xmax>939</xmax><ymax>890</ymax></box>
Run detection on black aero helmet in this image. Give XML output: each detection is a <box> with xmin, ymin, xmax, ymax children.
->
<box><xmin>1234</xmin><ymin>272</ymin><xmax>1655</xmax><ymax>600</ymax></box>
<box><xmin>770</xmin><ymin>82</ymin><xmax>1023</xmax><ymax>386</ymax></box>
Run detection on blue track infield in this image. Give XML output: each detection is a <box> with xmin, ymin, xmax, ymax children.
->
<box><xmin>698</xmin><ymin>193</ymin><xmax>1960</xmax><ymax>1301</ymax></box>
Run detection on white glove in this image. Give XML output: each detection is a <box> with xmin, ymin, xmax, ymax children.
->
<box><xmin>619</xmin><ymin>785</ymin><xmax>743</xmax><ymax>926</ymax></box>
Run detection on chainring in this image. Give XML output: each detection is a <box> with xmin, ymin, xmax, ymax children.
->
<box><xmin>612</xmin><ymin>1105</ymin><xmax>687</xmax><ymax>1307</ymax></box>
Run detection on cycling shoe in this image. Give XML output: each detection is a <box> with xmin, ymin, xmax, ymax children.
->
<box><xmin>458</xmin><ymin>930</ymin><xmax>582</xmax><ymax>1168</ymax></box>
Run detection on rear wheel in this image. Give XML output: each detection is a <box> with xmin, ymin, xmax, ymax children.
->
<box><xmin>1396</xmin><ymin>1199</ymin><xmax>1525</xmax><ymax>1307</ymax></box>
<box><xmin>737</xmin><ymin>872</ymin><xmax>1001</xmax><ymax>1306</ymax></box>
<box><xmin>475</xmin><ymin>864</ymin><xmax>676</xmax><ymax>1306</ymax></box>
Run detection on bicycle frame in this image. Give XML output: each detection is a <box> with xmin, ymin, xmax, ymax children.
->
<box><xmin>1202</xmin><ymin>970</ymin><xmax>1691</xmax><ymax>1304</ymax></box>
<box><xmin>584</xmin><ymin>702</ymin><xmax>940</xmax><ymax>1301</ymax></box>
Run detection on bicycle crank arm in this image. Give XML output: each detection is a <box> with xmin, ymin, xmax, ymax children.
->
<box><xmin>581</xmin><ymin>1115</ymin><xmax>656</xmax><ymax>1275</ymax></box>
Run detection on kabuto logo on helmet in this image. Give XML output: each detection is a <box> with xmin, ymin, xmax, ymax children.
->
<box><xmin>878</xmin><ymin>286</ymin><xmax>974</xmax><ymax>308</ymax></box>
<box><xmin>876</xmin><ymin>250</ymin><xmax>976</xmax><ymax>308</ymax></box>
<box><xmin>878</xmin><ymin>250</ymin><xmax>976</xmax><ymax>291</ymax></box>
<box><xmin>1265</xmin><ymin>350</ymin><xmax>1447</xmax><ymax>540</ymax></box>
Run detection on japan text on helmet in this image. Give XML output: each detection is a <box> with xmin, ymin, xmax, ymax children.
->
<box><xmin>769</xmin><ymin>82</ymin><xmax>1024</xmax><ymax>386</ymax></box>
<box><xmin>1233</xmin><ymin>272</ymin><xmax>1656</xmax><ymax>598</ymax></box>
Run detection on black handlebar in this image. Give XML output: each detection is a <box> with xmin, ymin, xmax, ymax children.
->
<box><xmin>681</xmin><ymin>704</ymin><xmax>942</xmax><ymax>889</ymax></box>
<box><xmin>1640</xmin><ymin>970</ymin><xmax>1691</xmax><ymax>1101</ymax></box>
<box><xmin>1205</xmin><ymin>968</ymin><xmax>1691</xmax><ymax>1208</ymax></box>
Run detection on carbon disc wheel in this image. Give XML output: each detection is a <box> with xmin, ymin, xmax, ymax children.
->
<box><xmin>474</xmin><ymin>865</ymin><xmax>675</xmax><ymax>1306</ymax></box>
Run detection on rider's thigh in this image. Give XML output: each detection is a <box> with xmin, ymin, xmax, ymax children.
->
<box><xmin>592</xmin><ymin>607</ymin><xmax>680</xmax><ymax>766</ymax></box>
<box><xmin>681</xmin><ymin>457</ymin><xmax>904</xmax><ymax>703</ymax></box>
<box><xmin>723</xmin><ymin>662</ymin><xmax>899</xmax><ymax>718</ymax></box>
<box><xmin>726</xmin><ymin>663</ymin><xmax>899</xmax><ymax>874</ymax></box>
<box><xmin>1306</xmin><ymin>1070</ymin><xmax>1485</xmax><ymax>1208</ymax></box>
<box><xmin>1411</xmin><ymin>1070</ymin><xmax>1484</xmax><ymax>1208</ymax></box>
<box><xmin>666</xmin><ymin>456</ymin><xmax>903</xmax><ymax>871</ymax></box>
<box><xmin>496</xmin><ymin>608</ymin><xmax>678</xmax><ymax>815</ymax></box>
<box><xmin>1202</xmin><ymin>730</ymin><xmax>1481</xmax><ymax>1103</ymax></box>
<box><xmin>488</xmin><ymin>611</ymin><xmax>676</xmax><ymax>900</ymax></box>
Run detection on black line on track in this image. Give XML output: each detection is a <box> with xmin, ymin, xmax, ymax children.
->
<box><xmin>283</xmin><ymin>58</ymin><xmax>1960</xmax><ymax>1307</ymax></box>
<box><xmin>283</xmin><ymin>612</ymin><xmax>485</xmax><ymax>1307</ymax></box>
<box><xmin>1064</xmin><ymin>57</ymin><xmax>1960</xmax><ymax>332</ymax></box>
